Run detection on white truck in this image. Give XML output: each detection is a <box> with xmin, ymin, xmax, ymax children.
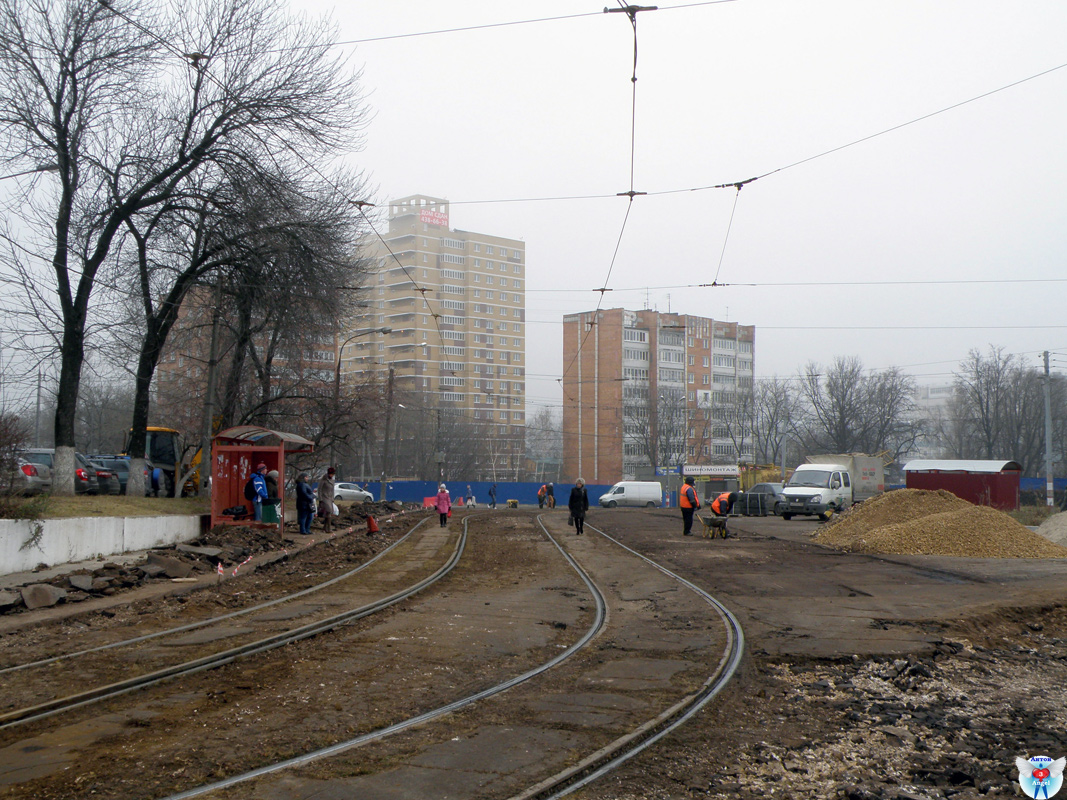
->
<box><xmin>805</xmin><ymin>454</ymin><xmax>885</xmax><ymax>504</ymax></box>
<box><xmin>780</xmin><ymin>454</ymin><xmax>884</xmax><ymax>521</ymax></box>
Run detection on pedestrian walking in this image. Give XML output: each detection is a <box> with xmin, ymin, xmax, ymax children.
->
<box><xmin>435</xmin><ymin>483</ymin><xmax>452</xmax><ymax>527</ymax></box>
<box><xmin>488</xmin><ymin>483</ymin><xmax>497</xmax><ymax>509</ymax></box>
<box><xmin>568</xmin><ymin>478</ymin><xmax>589</xmax><ymax>535</ymax></box>
<box><xmin>680</xmin><ymin>476</ymin><xmax>701</xmax><ymax>536</ymax></box>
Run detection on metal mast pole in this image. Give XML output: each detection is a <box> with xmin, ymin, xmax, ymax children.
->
<box><xmin>1044</xmin><ymin>351</ymin><xmax>1054</xmax><ymax>507</ymax></box>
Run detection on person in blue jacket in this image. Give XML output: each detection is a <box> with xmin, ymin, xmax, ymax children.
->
<box><xmin>250</xmin><ymin>463</ymin><xmax>269</xmax><ymax>521</ymax></box>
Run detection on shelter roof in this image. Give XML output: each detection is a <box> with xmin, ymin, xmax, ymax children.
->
<box><xmin>902</xmin><ymin>459</ymin><xmax>1022</xmax><ymax>474</ymax></box>
<box><xmin>213</xmin><ymin>426</ymin><xmax>315</xmax><ymax>453</ymax></box>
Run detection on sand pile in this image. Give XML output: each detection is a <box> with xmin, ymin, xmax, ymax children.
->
<box><xmin>813</xmin><ymin>488</ymin><xmax>1067</xmax><ymax>558</ymax></box>
<box><xmin>1036</xmin><ymin>512</ymin><xmax>1067</xmax><ymax>546</ymax></box>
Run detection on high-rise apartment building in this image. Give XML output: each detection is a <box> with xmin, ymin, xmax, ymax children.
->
<box><xmin>345</xmin><ymin>195</ymin><xmax>526</xmax><ymax>479</ymax></box>
<box><xmin>561</xmin><ymin>308</ymin><xmax>755</xmax><ymax>483</ymax></box>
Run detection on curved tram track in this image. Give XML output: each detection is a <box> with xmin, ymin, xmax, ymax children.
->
<box><xmin>0</xmin><ymin>516</ymin><xmax>460</xmax><ymax>729</ymax></box>
<box><xmin>0</xmin><ymin>512</ymin><xmax>743</xmax><ymax>800</ymax></box>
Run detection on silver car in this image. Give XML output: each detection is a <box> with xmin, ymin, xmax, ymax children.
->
<box><xmin>334</xmin><ymin>482</ymin><xmax>374</xmax><ymax>503</ymax></box>
<box><xmin>3</xmin><ymin>457</ymin><xmax>52</xmax><ymax>496</ymax></box>
<box><xmin>21</xmin><ymin>449</ymin><xmax>101</xmax><ymax>494</ymax></box>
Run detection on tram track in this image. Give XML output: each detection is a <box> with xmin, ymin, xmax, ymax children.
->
<box><xmin>0</xmin><ymin>511</ymin><xmax>744</xmax><ymax>800</ymax></box>
<box><xmin>0</xmin><ymin>518</ymin><xmax>428</xmax><ymax>678</ymax></box>
<box><xmin>159</xmin><ymin>514</ymin><xmax>743</xmax><ymax>800</ymax></box>
<box><xmin>0</xmin><ymin>516</ymin><xmax>462</xmax><ymax>731</ymax></box>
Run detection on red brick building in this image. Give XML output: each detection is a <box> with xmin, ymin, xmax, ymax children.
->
<box><xmin>561</xmin><ymin>308</ymin><xmax>755</xmax><ymax>484</ymax></box>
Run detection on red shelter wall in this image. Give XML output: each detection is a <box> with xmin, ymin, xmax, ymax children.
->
<box><xmin>210</xmin><ymin>443</ymin><xmax>284</xmax><ymax>528</ymax></box>
<box><xmin>905</xmin><ymin>471</ymin><xmax>1020</xmax><ymax>511</ymax></box>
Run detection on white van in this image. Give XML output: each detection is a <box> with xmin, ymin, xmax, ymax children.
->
<box><xmin>780</xmin><ymin>463</ymin><xmax>853</xmax><ymax>520</ymax></box>
<box><xmin>599</xmin><ymin>481</ymin><xmax>663</xmax><ymax>508</ymax></box>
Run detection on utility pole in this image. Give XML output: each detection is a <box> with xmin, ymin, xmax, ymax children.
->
<box><xmin>380</xmin><ymin>366</ymin><xmax>394</xmax><ymax>501</ymax></box>
<box><xmin>34</xmin><ymin>369</ymin><xmax>42</xmax><ymax>447</ymax></box>
<box><xmin>1044</xmin><ymin>351</ymin><xmax>1054</xmax><ymax>507</ymax></box>
<box><xmin>198</xmin><ymin>275</ymin><xmax>223</xmax><ymax>494</ymax></box>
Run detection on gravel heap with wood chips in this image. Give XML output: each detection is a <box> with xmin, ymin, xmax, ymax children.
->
<box><xmin>813</xmin><ymin>488</ymin><xmax>1067</xmax><ymax>558</ymax></box>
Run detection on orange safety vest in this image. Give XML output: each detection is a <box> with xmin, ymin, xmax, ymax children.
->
<box><xmin>680</xmin><ymin>484</ymin><xmax>699</xmax><ymax>509</ymax></box>
<box><xmin>711</xmin><ymin>492</ymin><xmax>731</xmax><ymax>515</ymax></box>
<box><xmin>538</xmin><ymin>485</ymin><xmax>546</xmax><ymax>497</ymax></box>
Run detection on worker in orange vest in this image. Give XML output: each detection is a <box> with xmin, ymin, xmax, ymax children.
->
<box><xmin>680</xmin><ymin>476</ymin><xmax>701</xmax><ymax>536</ymax></box>
<box><xmin>537</xmin><ymin>484</ymin><xmax>547</xmax><ymax>509</ymax></box>
<box><xmin>711</xmin><ymin>492</ymin><xmax>738</xmax><ymax>517</ymax></box>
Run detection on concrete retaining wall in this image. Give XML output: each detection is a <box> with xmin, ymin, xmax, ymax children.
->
<box><xmin>0</xmin><ymin>515</ymin><xmax>200</xmax><ymax>576</ymax></box>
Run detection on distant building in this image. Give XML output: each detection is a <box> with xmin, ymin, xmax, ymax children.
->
<box><xmin>561</xmin><ymin>308</ymin><xmax>755</xmax><ymax>483</ymax></box>
<box><xmin>910</xmin><ymin>382</ymin><xmax>957</xmax><ymax>459</ymax></box>
<box><xmin>347</xmin><ymin>195</ymin><xmax>526</xmax><ymax>479</ymax></box>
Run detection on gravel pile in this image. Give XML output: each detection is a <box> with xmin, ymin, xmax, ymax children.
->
<box><xmin>813</xmin><ymin>488</ymin><xmax>1067</xmax><ymax>558</ymax></box>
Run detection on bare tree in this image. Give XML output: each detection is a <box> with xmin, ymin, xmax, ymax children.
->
<box><xmin>952</xmin><ymin>347</ymin><xmax>1015</xmax><ymax>460</ymax></box>
<box><xmin>526</xmin><ymin>406</ymin><xmax>562</xmax><ymax>481</ymax></box>
<box><xmin>752</xmin><ymin>377</ymin><xmax>802</xmax><ymax>466</ymax></box>
<box><xmin>796</xmin><ymin>356</ymin><xmax>921</xmax><ymax>460</ymax></box>
<box><xmin>0</xmin><ymin>0</ymin><xmax>363</xmax><ymax>493</ymax></box>
<box><xmin>940</xmin><ymin>348</ymin><xmax>1066</xmax><ymax>476</ymax></box>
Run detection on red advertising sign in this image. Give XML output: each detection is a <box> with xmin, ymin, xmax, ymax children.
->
<box><xmin>419</xmin><ymin>209</ymin><xmax>449</xmax><ymax>227</ymax></box>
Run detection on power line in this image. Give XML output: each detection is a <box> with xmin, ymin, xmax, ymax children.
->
<box><xmin>523</xmin><ymin>276</ymin><xmax>1067</xmax><ymax>293</ymax></box>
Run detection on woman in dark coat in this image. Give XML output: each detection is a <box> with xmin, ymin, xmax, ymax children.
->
<box><xmin>568</xmin><ymin>478</ymin><xmax>589</xmax><ymax>535</ymax></box>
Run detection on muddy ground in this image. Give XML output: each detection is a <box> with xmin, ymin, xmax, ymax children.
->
<box><xmin>573</xmin><ymin>510</ymin><xmax>1067</xmax><ymax>800</ymax></box>
<box><xmin>4</xmin><ymin>507</ymin><xmax>1067</xmax><ymax>799</ymax></box>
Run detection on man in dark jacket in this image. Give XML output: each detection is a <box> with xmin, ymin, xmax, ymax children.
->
<box><xmin>295</xmin><ymin>473</ymin><xmax>316</xmax><ymax>534</ymax></box>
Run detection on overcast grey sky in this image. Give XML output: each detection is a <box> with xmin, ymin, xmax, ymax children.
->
<box><xmin>303</xmin><ymin>0</ymin><xmax>1067</xmax><ymax>416</ymax></box>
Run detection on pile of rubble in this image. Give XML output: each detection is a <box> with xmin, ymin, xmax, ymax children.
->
<box><xmin>0</xmin><ymin>501</ymin><xmax>423</xmax><ymax>615</ymax></box>
<box><xmin>813</xmin><ymin>488</ymin><xmax>1067</xmax><ymax>558</ymax></box>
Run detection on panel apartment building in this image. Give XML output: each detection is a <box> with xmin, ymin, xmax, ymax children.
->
<box><xmin>345</xmin><ymin>194</ymin><xmax>527</xmax><ymax>478</ymax></box>
<box><xmin>561</xmin><ymin>308</ymin><xmax>755</xmax><ymax>484</ymax></box>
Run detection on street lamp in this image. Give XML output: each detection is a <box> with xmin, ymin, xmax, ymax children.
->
<box><xmin>333</xmin><ymin>326</ymin><xmax>392</xmax><ymax>397</ymax></box>
<box><xmin>0</xmin><ymin>162</ymin><xmax>59</xmax><ymax>181</ymax></box>
<box><xmin>378</xmin><ymin>342</ymin><xmax>427</xmax><ymax>501</ymax></box>
<box><xmin>330</xmin><ymin>326</ymin><xmax>391</xmax><ymax>473</ymax></box>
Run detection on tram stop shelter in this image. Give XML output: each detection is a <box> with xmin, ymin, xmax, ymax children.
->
<box><xmin>210</xmin><ymin>426</ymin><xmax>315</xmax><ymax>531</ymax></box>
<box><xmin>902</xmin><ymin>459</ymin><xmax>1022</xmax><ymax>511</ymax></box>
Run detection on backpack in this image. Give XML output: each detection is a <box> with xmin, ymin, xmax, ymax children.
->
<box><xmin>244</xmin><ymin>477</ymin><xmax>257</xmax><ymax>501</ymax></box>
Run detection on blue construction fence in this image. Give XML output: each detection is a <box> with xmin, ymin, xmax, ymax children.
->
<box><xmin>369</xmin><ymin>480</ymin><xmax>629</xmax><ymax>508</ymax></box>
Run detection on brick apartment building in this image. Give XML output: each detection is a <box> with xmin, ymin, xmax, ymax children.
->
<box><xmin>561</xmin><ymin>308</ymin><xmax>755</xmax><ymax>484</ymax></box>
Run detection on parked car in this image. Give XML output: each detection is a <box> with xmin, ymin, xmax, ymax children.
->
<box><xmin>736</xmin><ymin>483</ymin><xmax>786</xmax><ymax>516</ymax></box>
<box><xmin>88</xmin><ymin>459</ymin><xmax>121</xmax><ymax>495</ymax></box>
<box><xmin>21</xmin><ymin>449</ymin><xmax>101</xmax><ymax>494</ymax></box>
<box><xmin>1</xmin><ymin>457</ymin><xmax>52</xmax><ymax>496</ymax></box>
<box><xmin>334</xmin><ymin>482</ymin><xmax>374</xmax><ymax>503</ymax></box>
<box><xmin>87</xmin><ymin>456</ymin><xmax>152</xmax><ymax>496</ymax></box>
